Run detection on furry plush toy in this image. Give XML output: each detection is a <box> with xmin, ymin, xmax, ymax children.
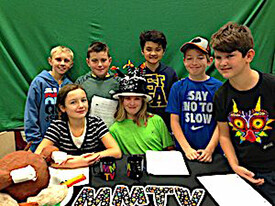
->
<box><xmin>0</xmin><ymin>145</ymin><xmax>67</xmax><ymax>205</ymax></box>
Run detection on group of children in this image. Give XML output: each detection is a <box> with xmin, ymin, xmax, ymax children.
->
<box><xmin>24</xmin><ymin>22</ymin><xmax>275</xmax><ymax>203</ymax></box>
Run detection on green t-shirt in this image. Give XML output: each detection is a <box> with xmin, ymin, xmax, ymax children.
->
<box><xmin>75</xmin><ymin>72</ymin><xmax>119</xmax><ymax>101</ymax></box>
<box><xmin>109</xmin><ymin>114</ymin><xmax>174</xmax><ymax>154</ymax></box>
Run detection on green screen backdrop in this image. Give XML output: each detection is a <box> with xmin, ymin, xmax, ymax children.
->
<box><xmin>0</xmin><ymin>0</ymin><xmax>274</xmax><ymax>131</ymax></box>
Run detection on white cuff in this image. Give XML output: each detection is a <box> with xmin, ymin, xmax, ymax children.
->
<box><xmin>52</xmin><ymin>151</ymin><xmax>68</xmax><ymax>164</ymax></box>
<box><xmin>10</xmin><ymin>165</ymin><xmax>37</xmax><ymax>184</ymax></box>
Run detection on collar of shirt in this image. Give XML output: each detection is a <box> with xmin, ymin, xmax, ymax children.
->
<box><xmin>91</xmin><ymin>73</ymin><xmax>111</xmax><ymax>79</ymax></box>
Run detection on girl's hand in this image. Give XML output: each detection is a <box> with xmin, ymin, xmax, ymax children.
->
<box><xmin>82</xmin><ymin>153</ymin><xmax>101</xmax><ymax>165</ymax></box>
<box><xmin>51</xmin><ymin>153</ymin><xmax>100</xmax><ymax>169</ymax></box>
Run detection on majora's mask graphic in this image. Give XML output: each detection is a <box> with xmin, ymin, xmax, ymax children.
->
<box><xmin>228</xmin><ymin>97</ymin><xmax>274</xmax><ymax>144</ymax></box>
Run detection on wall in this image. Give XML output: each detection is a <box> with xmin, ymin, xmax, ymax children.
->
<box><xmin>0</xmin><ymin>0</ymin><xmax>274</xmax><ymax>130</ymax></box>
<box><xmin>0</xmin><ymin>132</ymin><xmax>16</xmax><ymax>158</ymax></box>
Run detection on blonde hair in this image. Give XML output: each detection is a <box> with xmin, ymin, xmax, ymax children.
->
<box><xmin>50</xmin><ymin>46</ymin><xmax>74</xmax><ymax>59</ymax></box>
<box><xmin>114</xmin><ymin>97</ymin><xmax>149</xmax><ymax>126</ymax></box>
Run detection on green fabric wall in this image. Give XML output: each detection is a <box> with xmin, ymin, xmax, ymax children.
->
<box><xmin>0</xmin><ymin>0</ymin><xmax>274</xmax><ymax>131</ymax></box>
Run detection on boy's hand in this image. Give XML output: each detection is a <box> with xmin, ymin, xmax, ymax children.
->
<box><xmin>233</xmin><ymin>165</ymin><xmax>264</xmax><ymax>186</ymax></box>
<box><xmin>197</xmin><ymin>149</ymin><xmax>213</xmax><ymax>162</ymax></box>
<box><xmin>184</xmin><ymin>148</ymin><xmax>199</xmax><ymax>160</ymax></box>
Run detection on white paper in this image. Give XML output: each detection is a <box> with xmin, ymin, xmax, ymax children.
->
<box><xmin>146</xmin><ymin>150</ymin><xmax>189</xmax><ymax>175</ymax></box>
<box><xmin>197</xmin><ymin>174</ymin><xmax>272</xmax><ymax>206</ymax></box>
<box><xmin>90</xmin><ymin>95</ymin><xmax>118</xmax><ymax>127</ymax></box>
<box><xmin>49</xmin><ymin>167</ymin><xmax>89</xmax><ymax>186</ymax></box>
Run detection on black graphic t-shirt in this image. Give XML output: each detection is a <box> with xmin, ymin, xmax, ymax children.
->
<box><xmin>214</xmin><ymin>71</ymin><xmax>275</xmax><ymax>172</ymax></box>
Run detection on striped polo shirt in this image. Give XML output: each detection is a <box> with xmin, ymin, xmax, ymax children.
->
<box><xmin>44</xmin><ymin>116</ymin><xmax>108</xmax><ymax>155</ymax></box>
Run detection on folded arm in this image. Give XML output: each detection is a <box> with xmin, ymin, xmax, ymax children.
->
<box><xmin>96</xmin><ymin>132</ymin><xmax>122</xmax><ymax>159</ymax></box>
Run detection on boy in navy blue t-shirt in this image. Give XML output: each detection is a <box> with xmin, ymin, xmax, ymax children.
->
<box><xmin>166</xmin><ymin>37</ymin><xmax>222</xmax><ymax>162</ymax></box>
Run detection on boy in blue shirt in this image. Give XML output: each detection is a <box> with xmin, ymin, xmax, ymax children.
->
<box><xmin>166</xmin><ymin>37</ymin><xmax>222</xmax><ymax>162</ymax></box>
<box><xmin>24</xmin><ymin>46</ymin><xmax>73</xmax><ymax>152</ymax></box>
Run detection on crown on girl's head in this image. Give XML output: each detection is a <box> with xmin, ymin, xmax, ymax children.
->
<box><xmin>111</xmin><ymin>60</ymin><xmax>145</xmax><ymax>78</ymax></box>
<box><xmin>112</xmin><ymin>60</ymin><xmax>151</xmax><ymax>102</ymax></box>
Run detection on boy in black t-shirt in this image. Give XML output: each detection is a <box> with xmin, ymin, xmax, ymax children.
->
<box><xmin>211</xmin><ymin>22</ymin><xmax>275</xmax><ymax>204</ymax></box>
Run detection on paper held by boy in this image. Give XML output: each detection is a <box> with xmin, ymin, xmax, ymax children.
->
<box><xmin>90</xmin><ymin>95</ymin><xmax>118</xmax><ymax>128</ymax></box>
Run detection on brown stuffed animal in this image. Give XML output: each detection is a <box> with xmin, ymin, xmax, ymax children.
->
<box><xmin>0</xmin><ymin>146</ymin><xmax>59</xmax><ymax>202</ymax></box>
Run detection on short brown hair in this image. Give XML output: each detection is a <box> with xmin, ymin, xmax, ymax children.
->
<box><xmin>114</xmin><ymin>97</ymin><xmax>149</xmax><ymax>126</ymax></box>
<box><xmin>211</xmin><ymin>22</ymin><xmax>254</xmax><ymax>57</ymax></box>
<box><xmin>183</xmin><ymin>46</ymin><xmax>211</xmax><ymax>62</ymax></box>
<box><xmin>57</xmin><ymin>84</ymin><xmax>89</xmax><ymax>121</ymax></box>
<box><xmin>87</xmin><ymin>41</ymin><xmax>110</xmax><ymax>58</ymax></box>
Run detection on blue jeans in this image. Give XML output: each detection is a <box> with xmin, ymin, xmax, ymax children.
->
<box><xmin>255</xmin><ymin>171</ymin><xmax>275</xmax><ymax>205</ymax></box>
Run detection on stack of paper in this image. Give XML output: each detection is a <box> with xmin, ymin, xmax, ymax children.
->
<box><xmin>146</xmin><ymin>150</ymin><xmax>189</xmax><ymax>175</ymax></box>
<box><xmin>197</xmin><ymin>174</ymin><xmax>272</xmax><ymax>206</ymax></box>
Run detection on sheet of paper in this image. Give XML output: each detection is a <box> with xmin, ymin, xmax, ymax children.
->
<box><xmin>197</xmin><ymin>174</ymin><xmax>272</xmax><ymax>206</ymax></box>
<box><xmin>90</xmin><ymin>95</ymin><xmax>118</xmax><ymax>127</ymax></box>
<box><xmin>49</xmin><ymin>167</ymin><xmax>89</xmax><ymax>186</ymax></box>
<box><xmin>146</xmin><ymin>150</ymin><xmax>189</xmax><ymax>175</ymax></box>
